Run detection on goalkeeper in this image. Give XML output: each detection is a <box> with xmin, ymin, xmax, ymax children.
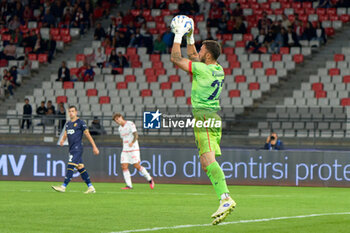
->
<box><xmin>170</xmin><ymin>15</ymin><xmax>236</xmax><ymax>225</ymax></box>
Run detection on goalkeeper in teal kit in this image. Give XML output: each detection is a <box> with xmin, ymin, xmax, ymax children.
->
<box><xmin>170</xmin><ymin>15</ymin><xmax>236</xmax><ymax>225</ymax></box>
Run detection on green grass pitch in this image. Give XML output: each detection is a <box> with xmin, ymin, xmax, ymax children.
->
<box><xmin>1</xmin><ymin>181</ymin><xmax>350</xmax><ymax>233</ymax></box>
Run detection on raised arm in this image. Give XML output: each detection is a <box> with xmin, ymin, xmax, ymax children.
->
<box><xmin>170</xmin><ymin>42</ymin><xmax>191</xmax><ymax>72</ymax></box>
<box><xmin>84</xmin><ymin>129</ymin><xmax>100</xmax><ymax>155</ymax></box>
<box><xmin>186</xmin><ymin>18</ymin><xmax>200</xmax><ymax>62</ymax></box>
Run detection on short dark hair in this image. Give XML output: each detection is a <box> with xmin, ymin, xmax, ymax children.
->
<box><xmin>25</xmin><ymin>98</ymin><xmax>29</xmax><ymax>101</ymax></box>
<box><xmin>202</xmin><ymin>40</ymin><xmax>221</xmax><ymax>61</ymax></box>
<box><xmin>113</xmin><ymin>113</ymin><xmax>123</xmax><ymax>120</ymax></box>
<box><xmin>48</xmin><ymin>100</ymin><xmax>52</xmax><ymax>103</ymax></box>
<box><xmin>41</xmin><ymin>101</ymin><xmax>45</xmax><ymax>104</ymax></box>
<box><xmin>69</xmin><ymin>105</ymin><xmax>77</xmax><ymax>111</ymax></box>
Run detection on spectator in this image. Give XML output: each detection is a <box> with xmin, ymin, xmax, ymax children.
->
<box><xmin>142</xmin><ymin>29</ymin><xmax>154</xmax><ymax>54</ymax></box>
<box><xmin>281</xmin><ymin>14</ymin><xmax>291</xmax><ymax>29</ymax></box>
<box><xmin>286</xmin><ymin>26</ymin><xmax>300</xmax><ymax>47</ymax></box>
<box><xmin>36</xmin><ymin>101</ymin><xmax>47</xmax><ymax>125</ymax></box>
<box><xmin>21</xmin><ymin>98</ymin><xmax>32</xmax><ymax>130</ymax></box>
<box><xmin>315</xmin><ymin>21</ymin><xmax>327</xmax><ymax>44</ymax></box>
<box><xmin>246</xmin><ymin>29</ymin><xmax>265</xmax><ymax>53</ymax></box>
<box><xmin>226</xmin><ymin>15</ymin><xmax>235</xmax><ymax>33</ymax></box>
<box><xmin>264</xmin><ymin>132</ymin><xmax>284</xmax><ymax>150</ymax></box>
<box><xmin>271</xmin><ymin>27</ymin><xmax>287</xmax><ymax>54</ymax></box>
<box><xmin>47</xmin><ymin>100</ymin><xmax>56</xmax><ymax>114</ymax></box>
<box><xmin>56</xmin><ymin>61</ymin><xmax>70</xmax><ymax>82</ymax></box>
<box><xmin>89</xmin><ymin>117</ymin><xmax>106</xmax><ymax>135</ymax></box>
<box><xmin>258</xmin><ymin>12</ymin><xmax>270</xmax><ymax>31</ymax></box>
<box><xmin>47</xmin><ymin>34</ymin><xmax>56</xmax><ymax>63</ymax></box>
<box><xmin>1</xmin><ymin>69</ymin><xmax>15</xmax><ymax>98</ymax></box>
<box><xmin>264</xmin><ymin>29</ymin><xmax>275</xmax><ymax>53</ymax></box>
<box><xmin>114</xmin><ymin>12</ymin><xmax>124</xmax><ymax>28</ymax></box>
<box><xmin>94</xmin><ymin>23</ymin><xmax>106</xmax><ymax>40</ymax></box>
<box><xmin>217</xmin><ymin>15</ymin><xmax>227</xmax><ymax>34</ymax></box>
<box><xmin>44</xmin><ymin>108</ymin><xmax>55</xmax><ymax>126</ymax></box>
<box><xmin>82</xmin><ymin>64</ymin><xmax>95</xmax><ymax>82</ymax></box>
<box><xmin>50</xmin><ymin>0</ymin><xmax>64</xmax><ymax>22</ymax></box>
<box><xmin>33</xmin><ymin>33</ymin><xmax>45</xmax><ymax>54</ymax></box>
<box><xmin>57</xmin><ymin>103</ymin><xmax>66</xmax><ymax>133</ymax></box>
<box><xmin>8</xmin><ymin>15</ymin><xmax>20</xmax><ymax>32</ymax></box>
<box><xmin>95</xmin><ymin>47</ymin><xmax>106</xmax><ymax>68</ymax></box>
<box><xmin>75</xmin><ymin>62</ymin><xmax>89</xmax><ymax>81</ymax></box>
<box><xmin>188</xmin><ymin>0</ymin><xmax>200</xmax><ymax>15</ymax></box>
<box><xmin>153</xmin><ymin>35</ymin><xmax>167</xmax><ymax>54</ymax></box>
<box><xmin>294</xmin><ymin>20</ymin><xmax>304</xmax><ymax>41</ymax></box>
<box><xmin>0</xmin><ymin>40</ymin><xmax>17</xmax><ymax>60</ymax></box>
<box><xmin>162</xmin><ymin>27</ymin><xmax>174</xmax><ymax>49</ymax></box>
<box><xmin>17</xmin><ymin>57</ymin><xmax>31</xmax><ymax>77</ymax></box>
<box><xmin>317</xmin><ymin>0</ymin><xmax>332</xmax><ymax>8</ymax></box>
<box><xmin>9</xmin><ymin>66</ymin><xmax>20</xmax><ymax>87</ymax></box>
<box><xmin>302</xmin><ymin>21</ymin><xmax>316</xmax><ymax>41</ymax></box>
<box><xmin>22</xmin><ymin>30</ymin><xmax>37</xmax><ymax>48</ymax></box>
<box><xmin>43</xmin><ymin>8</ymin><xmax>56</xmax><ymax>27</ymax></box>
<box><xmin>107</xmin><ymin>20</ymin><xmax>118</xmax><ymax>38</ymax></box>
<box><xmin>72</xmin><ymin>7</ymin><xmax>85</xmax><ymax>35</ymax></box>
<box><xmin>231</xmin><ymin>3</ymin><xmax>243</xmax><ymax>18</ymax></box>
<box><xmin>11</xmin><ymin>28</ymin><xmax>23</xmax><ymax>46</ymax></box>
<box><xmin>106</xmin><ymin>50</ymin><xmax>118</xmax><ymax>68</ymax></box>
<box><xmin>23</xmin><ymin>5</ymin><xmax>33</xmax><ymax>22</ymax></box>
<box><xmin>232</xmin><ymin>16</ymin><xmax>246</xmax><ymax>34</ymax></box>
<box><xmin>116</xmin><ymin>52</ymin><xmax>129</xmax><ymax>68</ymax></box>
<box><xmin>130</xmin><ymin>28</ymin><xmax>143</xmax><ymax>47</ymax></box>
<box><xmin>83</xmin><ymin>2</ymin><xmax>93</xmax><ymax>29</ymax></box>
<box><xmin>102</xmin><ymin>37</ymin><xmax>112</xmax><ymax>49</ymax></box>
<box><xmin>113</xmin><ymin>32</ymin><xmax>129</xmax><ymax>47</ymax></box>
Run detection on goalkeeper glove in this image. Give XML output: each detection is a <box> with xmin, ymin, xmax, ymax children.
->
<box><xmin>171</xmin><ymin>15</ymin><xmax>192</xmax><ymax>44</ymax></box>
<box><xmin>186</xmin><ymin>18</ymin><xmax>195</xmax><ymax>45</ymax></box>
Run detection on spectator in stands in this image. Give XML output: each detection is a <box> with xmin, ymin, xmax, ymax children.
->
<box><xmin>258</xmin><ymin>12</ymin><xmax>271</xmax><ymax>32</ymax></box>
<box><xmin>89</xmin><ymin>117</ymin><xmax>106</xmax><ymax>135</ymax></box>
<box><xmin>271</xmin><ymin>20</ymin><xmax>282</xmax><ymax>35</ymax></box>
<box><xmin>264</xmin><ymin>132</ymin><xmax>284</xmax><ymax>150</ymax></box>
<box><xmin>281</xmin><ymin>14</ymin><xmax>291</xmax><ymax>30</ymax></box>
<box><xmin>0</xmin><ymin>39</ymin><xmax>17</xmax><ymax>60</ymax></box>
<box><xmin>36</xmin><ymin>101</ymin><xmax>47</xmax><ymax>125</ymax></box>
<box><xmin>22</xmin><ymin>30</ymin><xmax>36</xmax><ymax>48</ymax></box>
<box><xmin>232</xmin><ymin>16</ymin><xmax>246</xmax><ymax>34</ymax></box>
<box><xmin>271</xmin><ymin>27</ymin><xmax>287</xmax><ymax>54</ymax></box>
<box><xmin>23</xmin><ymin>5</ymin><xmax>33</xmax><ymax>22</ymax></box>
<box><xmin>217</xmin><ymin>15</ymin><xmax>227</xmax><ymax>34</ymax></box>
<box><xmin>75</xmin><ymin>62</ymin><xmax>88</xmax><ymax>81</ymax></box>
<box><xmin>294</xmin><ymin>20</ymin><xmax>304</xmax><ymax>41</ymax></box>
<box><xmin>130</xmin><ymin>28</ymin><xmax>143</xmax><ymax>48</ymax></box>
<box><xmin>246</xmin><ymin>29</ymin><xmax>265</xmax><ymax>53</ymax></box>
<box><xmin>8</xmin><ymin>15</ymin><xmax>20</xmax><ymax>32</ymax></box>
<box><xmin>47</xmin><ymin>100</ymin><xmax>56</xmax><ymax>114</ymax></box>
<box><xmin>72</xmin><ymin>7</ymin><xmax>85</xmax><ymax>35</ymax></box>
<box><xmin>302</xmin><ymin>22</ymin><xmax>317</xmax><ymax>41</ymax></box>
<box><xmin>82</xmin><ymin>64</ymin><xmax>95</xmax><ymax>82</ymax></box>
<box><xmin>153</xmin><ymin>35</ymin><xmax>167</xmax><ymax>54</ymax></box>
<box><xmin>315</xmin><ymin>21</ymin><xmax>327</xmax><ymax>45</ymax></box>
<box><xmin>116</xmin><ymin>52</ymin><xmax>129</xmax><ymax>68</ymax></box>
<box><xmin>43</xmin><ymin>8</ymin><xmax>56</xmax><ymax>28</ymax></box>
<box><xmin>50</xmin><ymin>0</ymin><xmax>64</xmax><ymax>22</ymax></box>
<box><xmin>102</xmin><ymin>37</ymin><xmax>112</xmax><ymax>49</ymax></box>
<box><xmin>47</xmin><ymin>34</ymin><xmax>57</xmax><ymax>63</ymax></box>
<box><xmin>336</xmin><ymin>0</ymin><xmax>350</xmax><ymax>7</ymax></box>
<box><xmin>33</xmin><ymin>34</ymin><xmax>45</xmax><ymax>54</ymax></box>
<box><xmin>9</xmin><ymin>66</ymin><xmax>20</xmax><ymax>87</ymax></box>
<box><xmin>17</xmin><ymin>56</ymin><xmax>31</xmax><ymax>77</ymax></box>
<box><xmin>83</xmin><ymin>2</ymin><xmax>94</xmax><ymax>29</ymax></box>
<box><xmin>106</xmin><ymin>50</ymin><xmax>118</xmax><ymax>68</ymax></box>
<box><xmin>317</xmin><ymin>0</ymin><xmax>333</xmax><ymax>8</ymax></box>
<box><xmin>44</xmin><ymin>108</ymin><xmax>55</xmax><ymax>126</ymax></box>
<box><xmin>94</xmin><ymin>23</ymin><xmax>106</xmax><ymax>40</ymax></box>
<box><xmin>57</xmin><ymin>103</ymin><xmax>66</xmax><ymax>133</ymax></box>
<box><xmin>231</xmin><ymin>3</ymin><xmax>243</xmax><ymax>18</ymax></box>
<box><xmin>162</xmin><ymin>27</ymin><xmax>174</xmax><ymax>50</ymax></box>
<box><xmin>1</xmin><ymin>69</ymin><xmax>15</xmax><ymax>98</ymax></box>
<box><xmin>63</xmin><ymin>1</ymin><xmax>74</xmax><ymax>17</ymax></box>
<box><xmin>226</xmin><ymin>15</ymin><xmax>235</xmax><ymax>34</ymax></box>
<box><xmin>62</xmin><ymin>7</ymin><xmax>73</xmax><ymax>26</ymax></box>
<box><xmin>11</xmin><ymin>28</ymin><xmax>23</xmax><ymax>46</ymax></box>
<box><xmin>113</xmin><ymin>32</ymin><xmax>129</xmax><ymax>47</ymax></box>
<box><xmin>107</xmin><ymin>20</ymin><xmax>118</xmax><ymax>38</ymax></box>
<box><xmin>264</xmin><ymin>29</ymin><xmax>276</xmax><ymax>53</ymax></box>
<box><xmin>142</xmin><ymin>29</ymin><xmax>154</xmax><ymax>54</ymax></box>
<box><xmin>188</xmin><ymin>0</ymin><xmax>200</xmax><ymax>15</ymax></box>
<box><xmin>21</xmin><ymin>98</ymin><xmax>32</xmax><ymax>130</ymax></box>
<box><xmin>286</xmin><ymin>26</ymin><xmax>300</xmax><ymax>47</ymax></box>
<box><xmin>95</xmin><ymin>47</ymin><xmax>106</xmax><ymax>68</ymax></box>
<box><xmin>56</xmin><ymin>61</ymin><xmax>70</xmax><ymax>82</ymax></box>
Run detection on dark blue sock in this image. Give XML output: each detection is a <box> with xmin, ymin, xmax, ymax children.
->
<box><xmin>78</xmin><ymin>168</ymin><xmax>92</xmax><ymax>187</ymax></box>
<box><xmin>63</xmin><ymin>164</ymin><xmax>75</xmax><ymax>187</ymax></box>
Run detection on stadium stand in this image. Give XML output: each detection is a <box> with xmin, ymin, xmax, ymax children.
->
<box><xmin>1</xmin><ymin>0</ymin><xmax>350</xmax><ymax>139</ymax></box>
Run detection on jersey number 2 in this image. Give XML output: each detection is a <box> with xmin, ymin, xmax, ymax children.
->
<box><xmin>208</xmin><ymin>80</ymin><xmax>224</xmax><ymax>100</ymax></box>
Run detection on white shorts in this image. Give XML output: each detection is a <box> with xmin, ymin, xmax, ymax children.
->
<box><xmin>120</xmin><ymin>150</ymin><xmax>140</xmax><ymax>164</ymax></box>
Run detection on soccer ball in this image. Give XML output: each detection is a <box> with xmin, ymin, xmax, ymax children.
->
<box><xmin>170</xmin><ymin>15</ymin><xmax>192</xmax><ymax>35</ymax></box>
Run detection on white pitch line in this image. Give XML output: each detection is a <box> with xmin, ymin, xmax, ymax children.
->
<box><xmin>110</xmin><ymin>212</ymin><xmax>350</xmax><ymax>233</ymax></box>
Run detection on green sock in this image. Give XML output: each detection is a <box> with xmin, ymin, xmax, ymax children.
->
<box><xmin>206</xmin><ymin>161</ymin><xmax>229</xmax><ymax>200</ymax></box>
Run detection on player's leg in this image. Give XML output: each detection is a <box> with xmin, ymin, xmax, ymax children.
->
<box><xmin>121</xmin><ymin>162</ymin><xmax>133</xmax><ymax>189</ymax></box>
<box><xmin>77</xmin><ymin>163</ymin><xmax>95</xmax><ymax>194</ymax></box>
<box><xmin>52</xmin><ymin>157</ymin><xmax>76</xmax><ymax>192</ymax></box>
<box><xmin>133</xmin><ymin>159</ymin><xmax>154</xmax><ymax>189</ymax></box>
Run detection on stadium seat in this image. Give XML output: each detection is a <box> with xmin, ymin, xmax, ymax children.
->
<box><xmin>141</xmin><ymin>89</ymin><xmax>152</xmax><ymax>97</ymax></box>
<box><xmin>229</xmin><ymin>90</ymin><xmax>241</xmax><ymax>98</ymax></box>
<box><xmin>174</xmin><ymin>89</ymin><xmax>185</xmax><ymax>97</ymax></box>
<box><xmin>63</xmin><ymin>82</ymin><xmax>74</xmax><ymax>89</ymax></box>
<box><xmin>56</xmin><ymin>96</ymin><xmax>67</xmax><ymax>103</ymax></box>
<box><xmin>99</xmin><ymin>96</ymin><xmax>110</xmax><ymax>104</ymax></box>
<box><xmin>86</xmin><ymin>89</ymin><xmax>98</xmax><ymax>96</ymax></box>
<box><xmin>116</xmin><ymin>82</ymin><xmax>128</xmax><ymax>89</ymax></box>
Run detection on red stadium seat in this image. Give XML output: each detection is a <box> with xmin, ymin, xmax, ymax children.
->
<box><xmin>312</xmin><ymin>83</ymin><xmax>324</xmax><ymax>91</ymax></box>
<box><xmin>99</xmin><ymin>96</ymin><xmax>110</xmax><ymax>104</ymax></box>
<box><xmin>271</xmin><ymin>54</ymin><xmax>282</xmax><ymax>62</ymax></box>
<box><xmin>223</xmin><ymin>68</ymin><xmax>232</xmax><ymax>75</ymax></box>
<box><xmin>150</xmin><ymin>54</ymin><xmax>160</xmax><ymax>62</ymax></box>
<box><xmin>230</xmin><ymin>61</ymin><xmax>241</xmax><ymax>68</ymax></box>
<box><xmin>62</xmin><ymin>35</ymin><xmax>72</xmax><ymax>43</ymax></box>
<box><xmin>334</xmin><ymin>54</ymin><xmax>345</xmax><ymax>62</ymax></box>
<box><xmin>227</xmin><ymin>54</ymin><xmax>237</xmax><ymax>62</ymax></box>
<box><xmin>187</xmin><ymin>97</ymin><xmax>191</xmax><ymax>105</ymax></box>
<box><xmin>125</xmin><ymin>75</ymin><xmax>136</xmax><ymax>83</ymax></box>
<box><xmin>174</xmin><ymin>89</ymin><xmax>185</xmax><ymax>97</ymax></box>
<box><xmin>140</xmin><ymin>89</ymin><xmax>152</xmax><ymax>97</ymax></box>
<box><xmin>340</xmin><ymin>14</ymin><xmax>350</xmax><ymax>23</ymax></box>
<box><xmin>169</xmin><ymin>75</ymin><xmax>180</xmax><ymax>83</ymax></box>
<box><xmin>145</xmin><ymin>68</ymin><xmax>155</xmax><ymax>76</ymax></box>
<box><xmin>280</xmin><ymin>47</ymin><xmax>290</xmax><ymax>54</ymax></box>
<box><xmin>293</xmin><ymin>54</ymin><xmax>304</xmax><ymax>64</ymax></box>
<box><xmin>28</xmin><ymin>53</ymin><xmax>37</xmax><ymax>61</ymax></box>
<box><xmin>243</xmin><ymin>34</ymin><xmax>253</xmax><ymax>41</ymax></box>
<box><xmin>265</xmin><ymin>68</ymin><xmax>277</xmax><ymax>76</ymax></box>
<box><xmin>325</xmin><ymin>28</ymin><xmax>335</xmax><ymax>37</ymax></box>
<box><xmin>1</xmin><ymin>34</ymin><xmax>11</xmax><ymax>41</ymax></box>
<box><xmin>160</xmin><ymin>82</ymin><xmax>172</xmax><ymax>90</ymax></box>
<box><xmin>56</xmin><ymin>96</ymin><xmax>67</xmax><ymax>103</ymax></box>
<box><xmin>127</xmin><ymin>47</ymin><xmax>137</xmax><ymax>55</ymax></box>
<box><xmin>248</xmin><ymin>82</ymin><xmax>260</xmax><ymax>90</ymax></box>
<box><xmin>329</xmin><ymin>68</ymin><xmax>340</xmax><ymax>76</ymax></box>
<box><xmin>70</xmin><ymin>68</ymin><xmax>79</xmax><ymax>76</ymax></box>
<box><xmin>153</xmin><ymin>62</ymin><xmax>163</xmax><ymax>69</ymax></box>
<box><xmin>116</xmin><ymin>82</ymin><xmax>128</xmax><ymax>89</ymax></box>
<box><xmin>341</xmin><ymin>98</ymin><xmax>350</xmax><ymax>106</ymax></box>
<box><xmin>343</xmin><ymin>76</ymin><xmax>350</xmax><ymax>83</ymax></box>
<box><xmin>252</xmin><ymin>61</ymin><xmax>263</xmax><ymax>69</ymax></box>
<box><xmin>155</xmin><ymin>69</ymin><xmax>166</xmax><ymax>75</ymax></box>
<box><xmin>0</xmin><ymin>59</ymin><xmax>8</xmax><ymax>67</ymax></box>
<box><xmin>235</xmin><ymin>41</ymin><xmax>245</xmax><ymax>47</ymax></box>
<box><xmin>38</xmin><ymin>54</ymin><xmax>48</xmax><ymax>63</ymax></box>
<box><xmin>229</xmin><ymin>90</ymin><xmax>241</xmax><ymax>98</ymax></box>
<box><xmin>50</xmin><ymin>28</ymin><xmax>60</xmax><ymax>36</ymax></box>
<box><xmin>63</xmin><ymin>82</ymin><xmax>74</xmax><ymax>89</ymax></box>
<box><xmin>315</xmin><ymin>91</ymin><xmax>327</xmax><ymax>98</ymax></box>
<box><xmin>113</xmin><ymin>68</ymin><xmax>123</xmax><ymax>74</ymax></box>
<box><xmin>60</xmin><ymin>28</ymin><xmax>69</xmax><ymax>36</ymax></box>
<box><xmin>235</xmin><ymin>75</ymin><xmax>246</xmax><ymax>83</ymax></box>
<box><xmin>146</xmin><ymin>75</ymin><xmax>158</xmax><ymax>83</ymax></box>
<box><xmin>76</xmin><ymin>54</ymin><xmax>86</xmax><ymax>62</ymax></box>
<box><xmin>86</xmin><ymin>89</ymin><xmax>98</xmax><ymax>96</ymax></box>
<box><xmin>105</xmin><ymin>47</ymin><xmax>114</xmax><ymax>55</ymax></box>
<box><xmin>223</xmin><ymin>47</ymin><xmax>234</xmax><ymax>55</ymax></box>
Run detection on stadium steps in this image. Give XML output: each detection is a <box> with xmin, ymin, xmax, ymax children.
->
<box><xmin>229</xmin><ymin>24</ymin><xmax>350</xmax><ymax>134</ymax></box>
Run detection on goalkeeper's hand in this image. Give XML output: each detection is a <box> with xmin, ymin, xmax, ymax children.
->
<box><xmin>171</xmin><ymin>15</ymin><xmax>192</xmax><ymax>43</ymax></box>
<box><xmin>186</xmin><ymin>17</ymin><xmax>195</xmax><ymax>45</ymax></box>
